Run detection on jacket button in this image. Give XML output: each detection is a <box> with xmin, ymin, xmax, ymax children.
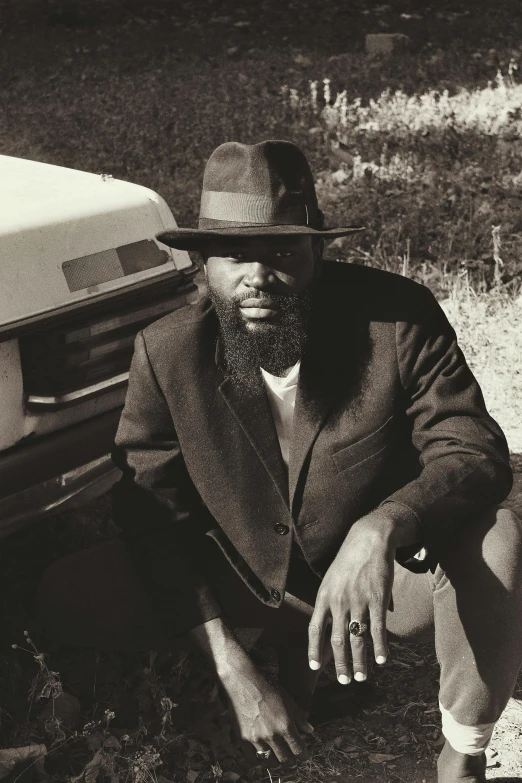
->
<box><xmin>274</xmin><ymin>523</ymin><xmax>289</xmax><ymax>535</ymax></box>
<box><xmin>270</xmin><ymin>589</ymin><xmax>281</xmax><ymax>602</ymax></box>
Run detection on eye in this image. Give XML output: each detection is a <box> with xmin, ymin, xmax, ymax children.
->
<box><xmin>275</xmin><ymin>251</ymin><xmax>294</xmax><ymax>258</ymax></box>
<box><xmin>228</xmin><ymin>253</ymin><xmax>246</xmax><ymax>261</ymax></box>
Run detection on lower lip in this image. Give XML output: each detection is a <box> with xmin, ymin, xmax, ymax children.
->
<box><xmin>240</xmin><ymin>306</ymin><xmax>279</xmax><ymax>320</ymax></box>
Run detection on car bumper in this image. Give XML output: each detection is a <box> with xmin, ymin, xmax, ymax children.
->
<box><xmin>0</xmin><ymin>454</ymin><xmax>122</xmax><ymax>539</ymax></box>
<box><xmin>0</xmin><ymin>408</ymin><xmax>123</xmax><ymax>538</ymax></box>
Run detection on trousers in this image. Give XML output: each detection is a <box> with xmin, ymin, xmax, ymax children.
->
<box><xmin>38</xmin><ymin>505</ymin><xmax>522</xmax><ymax>728</ymax></box>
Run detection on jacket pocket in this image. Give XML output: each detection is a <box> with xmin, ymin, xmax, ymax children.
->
<box><xmin>332</xmin><ymin>415</ymin><xmax>395</xmax><ymax>473</ymax></box>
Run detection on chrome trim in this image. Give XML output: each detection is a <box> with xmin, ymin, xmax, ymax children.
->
<box><xmin>26</xmin><ymin>372</ymin><xmax>129</xmax><ymax>411</ymax></box>
<box><xmin>0</xmin><ymin>454</ymin><xmax>122</xmax><ymax>540</ymax></box>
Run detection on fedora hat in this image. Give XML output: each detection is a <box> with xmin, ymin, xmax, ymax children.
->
<box><xmin>156</xmin><ymin>140</ymin><xmax>363</xmax><ymax>251</ymax></box>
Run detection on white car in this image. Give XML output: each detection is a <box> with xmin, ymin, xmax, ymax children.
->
<box><xmin>0</xmin><ymin>156</ymin><xmax>198</xmax><ymax>538</ymax></box>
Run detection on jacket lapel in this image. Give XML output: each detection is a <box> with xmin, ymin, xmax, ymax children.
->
<box><xmin>288</xmin><ymin>357</ymin><xmax>332</xmax><ymax>510</ymax></box>
<box><xmin>217</xmin><ymin>356</ymin><xmax>289</xmax><ymax>508</ymax></box>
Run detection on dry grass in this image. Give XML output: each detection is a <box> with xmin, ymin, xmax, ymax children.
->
<box><xmin>440</xmin><ymin>279</ymin><xmax>522</xmax><ymax>453</ymax></box>
<box><xmin>288</xmin><ymin>68</ymin><xmax>522</xmax><ymax>302</ymax></box>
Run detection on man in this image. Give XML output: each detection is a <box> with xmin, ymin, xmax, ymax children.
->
<box><xmin>40</xmin><ymin>141</ymin><xmax>522</xmax><ymax>783</ymax></box>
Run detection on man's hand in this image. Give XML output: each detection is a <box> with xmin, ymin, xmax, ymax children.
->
<box><xmin>189</xmin><ymin>616</ymin><xmax>313</xmax><ymax>765</ymax></box>
<box><xmin>221</xmin><ymin>661</ymin><xmax>313</xmax><ymax>765</ymax></box>
<box><xmin>308</xmin><ymin>508</ymin><xmax>421</xmax><ymax>683</ymax></box>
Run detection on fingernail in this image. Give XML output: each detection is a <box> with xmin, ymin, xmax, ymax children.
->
<box><xmin>338</xmin><ymin>674</ymin><xmax>350</xmax><ymax>685</ymax></box>
<box><xmin>309</xmin><ymin>660</ymin><xmax>320</xmax><ymax>670</ymax></box>
<box><xmin>354</xmin><ymin>672</ymin><xmax>366</xmax><ymax>682</ymax></box>
<box><xmin>306</xmin><ymin>722</ymin><xmax>314</xmax><ymax>733</ymax></box>
<box><xmin>376</xmin><ymin>655</ymin><xmax>386</xmax><ymax>665</ymax></box>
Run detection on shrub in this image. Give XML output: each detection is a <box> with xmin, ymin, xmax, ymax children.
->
<box><xmin>284</xmin><ymin>69</ymin><xmax>522</xmax><ymax>295</ymax></box>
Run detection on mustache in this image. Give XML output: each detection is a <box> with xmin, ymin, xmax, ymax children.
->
<box><xmin>232</xmin><ymin>289</ymin><xmax>307</xmax><ymax>305</ymax></box>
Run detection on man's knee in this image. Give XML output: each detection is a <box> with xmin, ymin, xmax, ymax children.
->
<box><xmin>38</xmin><ymin>539</ymin><xmax>157</xmax><ymax>649</ymax></box>
<box><xmin>481</xmin><ymin>507</ymin><xmax>522</xmax><ymax>591</ymax></box>
<box><xmin>443</xmin><ymin>506</ymin><xmax>522</xmax><ymax>595</ymax></box>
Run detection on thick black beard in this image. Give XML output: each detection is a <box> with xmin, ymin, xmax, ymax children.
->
<box><xmin>209</xmin><ymin>285</ymin><xmax>314</xmax><ymax>395</ymax></box>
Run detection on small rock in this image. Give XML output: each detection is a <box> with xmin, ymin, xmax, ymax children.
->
<box><xmin>365</xmin><ymin>33</ymin><xmax>411</xmax><ymax>58</ymax></box>
<box><xmin>226</xmin><ymin>46</ymin><xmax>240</xmax><ymax>58</ymax></box>
<box><xmin>293</xmin><ymin>53</ymin><xmax>312</xmax><ymax>67</ymax></box>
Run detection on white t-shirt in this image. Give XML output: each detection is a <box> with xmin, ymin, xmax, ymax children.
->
<box><xmin>260</xmin><ymin>361</ymin><xmax>300</xmax><ymax>468</ymax></box>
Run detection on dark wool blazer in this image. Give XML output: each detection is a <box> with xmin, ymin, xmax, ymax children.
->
<box><xmin>111</xmin><ymin>261</ymin><xmax>512</xmax><ymax>634</ymax></box>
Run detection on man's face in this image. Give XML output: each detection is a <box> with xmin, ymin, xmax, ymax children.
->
<box><xmin>204</xmin><ymin>235</ymin><xmax>317</xmax><ymax>324</ymax></box>
<box><xmin>204</xmin><ymin>235</ymin><xmax>320</xmax><ymax>388</ymax></box>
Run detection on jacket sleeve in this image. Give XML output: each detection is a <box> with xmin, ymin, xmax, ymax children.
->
<box><xmin>380</xmin><ymin>287</ymin><xmax>512</xmax><ymax>558</ymax></box>
<box><xmin>111</xmin><ymin>330</ymin><xmax>222</xmax><ymax>635</ymax></box>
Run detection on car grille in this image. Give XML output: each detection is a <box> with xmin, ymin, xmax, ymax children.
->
<box><xmin>19</xmin><ymin>278</ymin><xmax>195</xmax><ymax>398</ymax></box>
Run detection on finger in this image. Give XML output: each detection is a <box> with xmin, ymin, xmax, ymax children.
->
<box><xmin>369</xmin><ymin>600</ymin><xmax>388</xmax><ymax>665</ymax></box>
<box><xmin>268</xmin><ymin>736</ymin><xmax>294</xmax><ymax>766</ymax></box>
<box><xmin>282</xmin><ymin>727</ymin><xmax>309</xmax><ymax>762</ymax></box>
<box><xmin>308</xmin><ymin>602</ymin><xmax>328</xmax><ymax>670</ymax></box>
<box><xmin>330</xmin><ymin>616</ymin><xmax>351</xmax><ymax>685</ymax></box>
<box><xmin>349</xmin><ymin>614</ymin><xmax>368</xmax><ymax>682</ymax></box>
<box><xmin>295</xmin><ymin>711</ymin><xmax>315</xmax><ymax>735</ymax></box>
<box><xmin>284</xmin><ymin>730</ymin><xmax>310</xmax><ymax>762</ymax></box>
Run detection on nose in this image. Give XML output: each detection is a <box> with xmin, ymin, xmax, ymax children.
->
<box><xmin>243</xmin><ymin>261</ymin><xmax>276</xmax><ymax>290</ymax></box>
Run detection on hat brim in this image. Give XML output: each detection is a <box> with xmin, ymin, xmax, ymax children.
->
<box><xmin>157</xmin><ymin>224</ymin><xmax>365</xmax><ymax>251</ymax></box>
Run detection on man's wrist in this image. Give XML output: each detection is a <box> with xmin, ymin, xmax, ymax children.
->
<box><xmin>188</xmin><ymin>616</ymin><xmax>256</xmax><ymax>683</ymax></box>
<box><xmin>351</xmin><ymin>503</ymin><xmax>422</xmax><ymax>550</ymax></box>
<box><xmin>216</xmin><ymin>644</ymin><xmax>257</xmax><ymax>683</ymax></box>
<box><xmin>377</xmin><ymin>502</ymin><xmax>422</xmax><ymax>548</ymax></box>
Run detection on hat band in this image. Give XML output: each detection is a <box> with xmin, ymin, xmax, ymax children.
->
<box><xmin>199</xmin><ymin>190</ymin><xmax>307</xmax><ymax>226</ymax></box>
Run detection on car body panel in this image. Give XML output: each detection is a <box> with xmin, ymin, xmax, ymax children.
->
<box><xmin>0</xmin><ymin>155</ymin><xmax>192</xmax><ymax>330</ymax></box>
<box><xmin>0</xmin><ymin>155</ymin><xmax>198</xmax><ymax>535</ymax></box>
